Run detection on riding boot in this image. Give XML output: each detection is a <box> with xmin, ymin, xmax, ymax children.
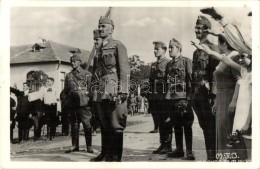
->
<box><xmin>167</xmin><ymin>126</ymin><xmax>184</xmax><ymax>158</ymax></box>
<box><xmin>184</xmin><ymin>126</ymin><xmax>195</xmax><ymax>160</ymax></box>
<box><xmin>65</xmin><ymin>123</ymin><xmax>79</xmax><ymax>153</ymax></box>
<box><xmin>84</xmin><ymin>128</ymin><xmax>93</xmax><ymax>153</ymax></box>
<box><xmin>90</xmin><ymin>129</ymin><xmax>107</xmax><ymax>161</ymax></box>
<box><xmin>114</xmin><ymin>132</ymin><xmax>123</xmax><ymax>161</ymax></box>
<box><xmin>159</xmin><ymin>133</ymin><xmax>172</xmax><ymax>154</ymax></box>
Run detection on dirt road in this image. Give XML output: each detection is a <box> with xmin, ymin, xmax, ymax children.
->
<box><xmin>11</xmin><ymin>114</ymin><xmax>206</xmax><ymax>162</ymax></box>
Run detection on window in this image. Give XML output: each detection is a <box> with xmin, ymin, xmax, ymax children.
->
<box><xmin>60</xmin><ymin>72</ymin><xmax>66</xmax><ymax>90</ymax></box>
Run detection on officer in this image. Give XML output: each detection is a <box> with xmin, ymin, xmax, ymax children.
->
<box><xmin>149</xmin><ymin>41</ymin><xmax>170</xmax><ymax>154</ymax></box>
<box><xmin>63</xmin><ymin>54</ymin><xmax>93</xmax><ymax>153</ymax></box>
<box><xmin>191</xmin><ymin>15</ymin><xmax>219</xmax><ymax>161</ymax></box>
<box><xmin>165</xmin><ymin>38</ymin><xmax>195</xmax><ymax>160</ymax></box>
<box><xmin>90</xmin><ymin>29</ymin><xmax>103</xmax><ymax>135</ymax></box>
<box><xmin>90</xmin><ymin>15</ymin><xmax>130</xmax><ymax>162</ymax></box>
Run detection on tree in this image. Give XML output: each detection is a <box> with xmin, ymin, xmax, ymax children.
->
<box><xmin>129</xmin><ymin>55</ymin><xmax>151</xmax><ymax>94</ymax></box>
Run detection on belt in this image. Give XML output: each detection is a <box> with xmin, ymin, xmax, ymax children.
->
<box><xmin>96</xmin><ymin>67</ymin><xmax>117</xmax><ymax>77</ymax></box>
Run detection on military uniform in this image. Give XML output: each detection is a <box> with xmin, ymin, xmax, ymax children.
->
<box><xmin>63</xmin><ymin>55</ymin><xmax>93</xmax><ymax>153</ymax></box>
<box><xmin>90</xmin><ymin>29</ymin><xmax>103</xmax><ymax>135</ymax></box>
<box><xmin>148</xmin><ymin>43</ymin><xmax>170</xmax><ymax>136</ymax></box>
<box><xmin>128</xmin><ymin>95</ymin><xmax>136</xmax><ymax>116</ymax></box>
<box><xmin>89</xmin><ymin>15</ymin><xmax>130</xmax><ymax>162</ymax></box>
<box><xmin>191</xmin><ymin>16</ymin><xmax>220</xmax><ymax>160</ymax></box>
<box><xmin>165</xmin><ymin>39</ymin><xmax>194</xmax><ymax>160</ymax></box>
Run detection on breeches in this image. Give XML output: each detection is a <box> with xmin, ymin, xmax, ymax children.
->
<box><xmin>98</xmin><ymin>99</ymin><xmax>127</xmax><ymax>133</ymax></box>
<box><xmin>68</xmin><ymin>106</ymin><xmax>92</xmax><ymax>130</ymax></box>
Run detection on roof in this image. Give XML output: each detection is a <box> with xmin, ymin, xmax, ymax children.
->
<box><xmin>10</xmin><ymin>40</ymin><xmax>90</xmax><ymax>64</ymax></box>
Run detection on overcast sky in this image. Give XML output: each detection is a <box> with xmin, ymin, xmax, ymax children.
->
<box><xmin>10</xmin><ymin>7</ymin><xmax>251</xmax><ymax>63</ymax></box>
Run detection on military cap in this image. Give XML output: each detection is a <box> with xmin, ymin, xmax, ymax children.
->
<box><xmin>153</xmin><ymin>41</ymin><xmax>167</xmax><ymax>50</ymax></box>
<box><xmin>196</xmin><ymin>15</ymin><xmax>211</xmax><ymax>29</ymax></box>
<box><xmin>169</xmin><ymin>38</ymin><xmax>182</xmax><ymax>50</ymax></box>
<box><xmin>93</xmin><ymin>29</ymin><xmax>101</xmax><ymax>38</ymax></box>
<box><xmin>70</xmin><ymin>54</ymin><xmax>82</xmax><ymax>62</ymax></box>
<box><xmin>99</xmin><ymin>16</ymin><xmax>114</xmax><ymax>26</ymax></box>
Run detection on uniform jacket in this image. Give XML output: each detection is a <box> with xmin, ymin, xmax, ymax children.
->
<box><xmin>64</xmin><ymin>67</ymin><xmax>92</xmax><ymax>106</ymax></box>
<box><xmin>148</xmin><ymin>56</ymin><xmax>170</xmax><ymax>100</ymax></box>
<box><xmin>96</xmin><ymin>37</ymin><xmax>130</xmax><ymax>101</ymax></box>
<box><xmin>165</xmin><ymin>55</ymin><xmax>192</xmax><ymax>100</ymax></box>
<box><xmin>192</xmin><ymin>39</ymin><xmax>219</xmax><ymax>96</ymax></box>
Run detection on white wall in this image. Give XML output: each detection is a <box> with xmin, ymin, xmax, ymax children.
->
<box><xmin>10</xmin><ymin>62</ymin><xmax>72</xmax><ymax>112</ymax></box>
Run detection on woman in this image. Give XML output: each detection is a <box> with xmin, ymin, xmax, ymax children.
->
<box><xmin>213</xmin><ymin>34</ymin><xmax>242</xmax><ymax>160</ymax></box>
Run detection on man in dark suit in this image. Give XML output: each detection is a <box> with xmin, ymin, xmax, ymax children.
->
<box><xmin>10</xmin><ymin>82</ymin><xmax>34</xmax><ymax>143</ymax></box>
<box><xmin>10</xmin><ymin>97</ymin><xmax>16</xmax><ymax>143</ymax></box>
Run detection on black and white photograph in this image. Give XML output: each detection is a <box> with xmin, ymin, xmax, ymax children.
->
<box><xmin>0</xmin><ymin>0</ymin><xmax>259</xmax><ymax>168</ymax></box>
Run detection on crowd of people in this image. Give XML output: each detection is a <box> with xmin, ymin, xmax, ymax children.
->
<box><xmin>10</xmin><ymin>7</ymin><xmax>252</xmax><ymax>162</ymax></box>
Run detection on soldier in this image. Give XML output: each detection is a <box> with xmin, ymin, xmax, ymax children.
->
<box><xmin>191</xmin><ymin>15</ymin><xmax>219</xmax><ymax>161</ymax></box>
<box><xmin>128</xmin><ymin>93</ymin><xmax>137</xmax><ymax>116</ymax></box>
<box><xmin>148</xmin><ymin>41</ymin><xmax>170</xmax><ymax>138</ymax></box>
<box><xmin>90</xmin><ymin>15</ymin><xmax>130</xmax><ymax>162</ymax></box>
<box><xmin>90</xmin><ymin>29</ymin><xmax>103</xmax><ymax>136</ymax></box>
<box><xmin>63</xmin><ymin>54</ymin><xmax>93</xmax><ymax>153</ymax></box>
<box><xmin>148</xmin><ymin>41</ymin><xmax>170</xmax><ymax>154</ymax></box>
<box><xmin>165</xmin><ymin>38</ymin><xmax>195</xmax><ymax>160</ymax></box>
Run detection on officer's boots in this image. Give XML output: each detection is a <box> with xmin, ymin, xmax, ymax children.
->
<box><xmin>152</xmin><ymin>144</ymin><xmax>164</xmax><ymax>154</ymax></box>
<box><xmin>106</xmin><ymin>132</ymin><xmax>123</xmax><ymax>162</ymax></box>
<box><xmin>65</xmin><ymin>124</ymin><xmax>79</xmax><ymax>153</ymax></box>
<box><xmin>158</xmin><ymin>133</ymin><xmax>172</xmax><ymax>154</ymax></box>
<box><xmin>85</xmin><ymin>128</ymin><xmax>93</xmax><ymax>153</ymax></box>
<box><xmin>167</xmin><ymin>127</ymin><xmax>184</xmax><ymax>158</ymax></box>
<box><xmin>184</xmin><ymin>126</ymin><xmax>195</xmax><ymax>160</ymax></box>
<box><xmin>90</xmin><ymin>130</ymin><xmax>108</xmax><ymax>162</ymax></box>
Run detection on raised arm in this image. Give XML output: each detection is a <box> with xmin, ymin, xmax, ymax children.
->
<box><xmin>201</xmin><ymin>44</ymin><xmax>241</xmax><ymax>71</ymax></box>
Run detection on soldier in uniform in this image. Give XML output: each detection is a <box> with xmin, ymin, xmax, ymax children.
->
<box><xmin>90</xmin><ymin>15</ymin><xmax>130</xmax><ymax>162</ymax></box>
<box><xmin>128</xmin><ymin>93</ymin><xmax>136</xmax><ymax>116</ymax></box>
<box><xmin>191</xmin><ymin>16</ymin><xmax>219</xmax><ymax>161</ymax></box>
<box><xmin>63</xmin><ymin>54</ymin><xmax>93</xmax><ymax>153</ymax></box>
<box><xmin>148</xmin><ymin>41</ymin><xmax>170</xmax><ymax>154</ymax></box>
<box><xmin>90</xmin><ymin>29</ymin><xmax>103</xmax><ymax>136</ymax></box>
<box><xmin>165</xmin><ymin>38</ymin><xmax>195</xmax><ymax>160</ymax></box>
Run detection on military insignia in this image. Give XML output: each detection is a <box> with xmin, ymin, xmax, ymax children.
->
<box><xmin>102</xmin><ymin>44</ymin><xmax>117</xmax><ymax>50</ymax></box>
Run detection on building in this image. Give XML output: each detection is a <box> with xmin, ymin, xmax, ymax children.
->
<box><xmin>10</xmin><ymin>40</ymin><xmax>90</xmax><ymax>109</ymax></box>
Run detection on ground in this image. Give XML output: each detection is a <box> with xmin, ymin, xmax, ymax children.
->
<box><xmin>10</xmin><ymin>114</ymin><xmax>207</xmax><ymax>162</ymax></box>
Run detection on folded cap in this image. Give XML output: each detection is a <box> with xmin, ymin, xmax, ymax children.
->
<box><xmin>70</xmin><ymin>54</ymin><xmax>82</xmax><ymax>62</ymax></box>
<box><xmin>99</xmin><ymin>16</ymin><xmax>114</xmax><ymax>26</ymax></box>
<box><xmin>93</xmin><ymin>29</ymin><xmax>101</xmax><ymax>38</ymax></box>
<box><xmin>169</xmin><ymin>38</ymin><xmax>182</xmax><ymax>49</ymax></box>
<box><xmin>196</xmin><ymin>15</ymin><xmax>211</xmax><ymax>29</ymax></box>
<box><xmin>153</xmin><ymin>41</ymin><xmax>167</xmax><ymax>49</ymax></box>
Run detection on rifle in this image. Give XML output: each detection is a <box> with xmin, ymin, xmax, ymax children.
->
<box><xmin>85</xmin><ymin>46</ymin><xmax>96</xmax><ymax>71</ymax></box>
